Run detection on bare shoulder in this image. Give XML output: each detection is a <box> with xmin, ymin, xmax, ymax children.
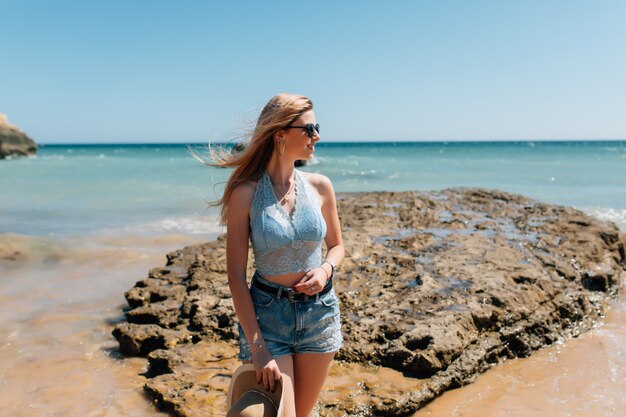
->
<box><xmin>300</xmin><ymin>171</ymin><xmax>334</xmax><ymax>197</ymax></box>
<box><xmin>229</xmin><ymin>180</ymin><xmax>258</xmax><ymax>206</ymax></box>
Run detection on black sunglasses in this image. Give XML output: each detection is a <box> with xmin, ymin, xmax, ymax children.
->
<box><xmin>285</xmin><ymin>123</ymin><xmax>320</xmax><ymax>138</ymax></box>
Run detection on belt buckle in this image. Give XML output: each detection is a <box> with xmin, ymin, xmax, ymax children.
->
<box><xmin>286</xmin><ymin>290</ymin><xmax>298</xmax><ymax>303</ymax></box>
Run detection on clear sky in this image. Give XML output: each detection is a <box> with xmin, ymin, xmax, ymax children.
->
<box><xmin>1</xmin><ymin>0</ymin><xmax>625</xmax><ymax>143</ymax></box>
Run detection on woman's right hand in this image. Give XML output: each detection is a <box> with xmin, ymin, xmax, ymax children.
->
<box><xmin>251</xmin><ymin>346</ymin><xmax>282</xmax><ymax>391</ymax></box>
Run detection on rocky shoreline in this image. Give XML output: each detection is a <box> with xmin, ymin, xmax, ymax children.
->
<box><xmin>112</xmin><ymin>188</ymin><xmax>625</xmax><ymax>416</ymax></box>
<box><xmin>0</xmin><ymin>114</ymin><xmax>37</xmax><ymax>159</ymax></box>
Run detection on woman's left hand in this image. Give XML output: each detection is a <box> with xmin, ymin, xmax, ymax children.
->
<box><xmin>293</xmin><ymin>267</ymin><xmax>329</xmax><ymax>296</ymax></box>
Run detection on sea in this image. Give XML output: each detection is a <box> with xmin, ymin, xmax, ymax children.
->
<box><xmin>1</xmin><ymin>141</ymin><xmax>625</xmax><ymax>416</ymax></box>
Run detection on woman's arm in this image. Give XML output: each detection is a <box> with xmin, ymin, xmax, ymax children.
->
<box><xmin>294</xmin><ymin>174</ymin><xmax>345</xmax><ymax>295</ymax></box>
<box><xmin>226</xmin><ymin>182</ymin><xmax>281</xmax><ymax>390</ymax></box>
<box><xmin>318</xmin><ymin>175</ymin><xmax>345</xmax><ymax>276</ymax></box>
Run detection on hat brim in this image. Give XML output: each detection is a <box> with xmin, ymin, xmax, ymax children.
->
<box><xmin>227</xmin><ymin>363</ymin><xmax>284</xmax><ymax>417</ymax></box>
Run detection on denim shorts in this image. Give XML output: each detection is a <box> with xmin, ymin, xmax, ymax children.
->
<box><xmin>238</xmin><ymin>271</ymin><xmax>343</xmax><ymax>361</ymax></box>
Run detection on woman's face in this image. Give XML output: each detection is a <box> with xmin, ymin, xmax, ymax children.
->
<box><xmin>281</xmin><ymin>110</ymin><xmax>320</xmax><ymax>160</ymax></box>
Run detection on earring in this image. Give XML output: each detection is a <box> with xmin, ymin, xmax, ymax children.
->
<box><xmin>279</xmin><ymin>140</ymin><xmax>285</xmax><ymax>156</ymax></box>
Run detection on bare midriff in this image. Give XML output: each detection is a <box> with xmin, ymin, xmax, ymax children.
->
<box><xmin>262</xmin><ymin>271</ymin><xmax>309</xmax><ymax>288</ymax></box>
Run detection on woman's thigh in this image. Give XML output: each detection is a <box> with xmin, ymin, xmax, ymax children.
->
<box><xmin>275</xmin><ymin>355</ymin><xmax>296</xmax><ymax>417</ymax></box>
<box><xmin>293</xmin><ymin>352</ymin><xmax>336</xmax><ymax>417</ymax></box>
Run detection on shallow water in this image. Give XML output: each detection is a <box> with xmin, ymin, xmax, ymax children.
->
<box><xmin>0</xmin><ymin>233</ymin><xmax>214</xmax><ymax>417</ymax></box>
<box><xmin>413</xmin><ymin>291</ymin><xmax>626</xmax><ymax>417</ymax></box>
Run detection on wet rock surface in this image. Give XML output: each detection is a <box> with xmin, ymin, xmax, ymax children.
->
<box><xmin>112</xmin><ymin>188</ymin><xmax>625</xmax><ymax>416</ymax></box>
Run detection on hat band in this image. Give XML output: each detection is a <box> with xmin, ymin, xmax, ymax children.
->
<box><xmin>245</xmin><ymin>389</ymin><xmax>278</xmax><ymax>409</ymax></box>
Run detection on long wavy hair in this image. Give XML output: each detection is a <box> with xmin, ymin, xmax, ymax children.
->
<box><xmin>192</xmin><ymin>93</ymin><xmax>313</xmax><ymax>224</ymax></box>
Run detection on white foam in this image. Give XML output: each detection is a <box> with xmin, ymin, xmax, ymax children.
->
<box><xmin>306</xmin><ymin>156</ymin><xmax>320</xmax><ymax>165</ymax></box>
<box><xmin>116</xmin><ymin>215</ymin><xmax>224</xmax><ymax>236</ymax></box>
<box><xmin>580</xmin><ymin>206</ymin><xmax>626</xmax><ymax>231</ymax></box>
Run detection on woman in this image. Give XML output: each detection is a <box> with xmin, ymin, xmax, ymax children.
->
<box><xmin>212</xmin><ymin>93</ymin><xmax>344</xmax><ymax>417</ymax></box>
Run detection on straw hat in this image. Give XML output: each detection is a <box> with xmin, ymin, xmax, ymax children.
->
<box><xmin>226</xmin><ymin>364</ymin><xmax>284</xmax><ymax>417</ymax></box>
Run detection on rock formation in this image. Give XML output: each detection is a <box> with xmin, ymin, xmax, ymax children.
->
<box><xmin>0</xmin><ymin>114</ymin><xmax>37</xmax><ymax>159</ymax></box>
<box><xmin>112</xmin><ymin>188</ymin><xmax>625</xmax><ymax>416</ymax></box>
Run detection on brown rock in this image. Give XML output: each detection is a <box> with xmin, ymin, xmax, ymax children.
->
<box><xmin>0</xmin><ymin>114</ymin><xmax>37</xmax><ymax>159</ymax></box>
<box><xmin>112</xmin><ymin>188</ymin><xmax>625</xmax><ymax>416</ymax></box>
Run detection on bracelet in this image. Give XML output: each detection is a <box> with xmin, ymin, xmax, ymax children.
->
<box><xmin>322</xmin><ymin>260</ymin><xmax>336</xmax><ymax>278</ymax></box>
<box><xmin>318</xmin><ymin>265</ymin><xmax>331</xmax><ymax>279</ymax></box>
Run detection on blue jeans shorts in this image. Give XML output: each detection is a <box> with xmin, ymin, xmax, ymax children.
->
<box><xmin>238</xmin><ymin>271</ymin><xmax>343</xmax><ymax>361</ymax></box>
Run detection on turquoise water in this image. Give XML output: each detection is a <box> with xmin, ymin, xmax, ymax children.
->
<box><xmin>2</xmin><ymin>141</ymin><xmax>625</xmax><ymax>237</ymax></box>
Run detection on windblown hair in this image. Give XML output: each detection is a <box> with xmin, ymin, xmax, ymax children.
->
<box><xmin>192</xmin><ymin>93</ymin><xmax>313</xmax><ymax>224</ymax></box>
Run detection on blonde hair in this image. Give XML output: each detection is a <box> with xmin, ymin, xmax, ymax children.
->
<box><xmin>192</xmin><ymin>93</ymin><xmax>313</xmax><ymax>224</ymax></box>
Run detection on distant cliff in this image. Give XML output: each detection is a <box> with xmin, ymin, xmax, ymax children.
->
<box><xmin>0</xmin><ymin>114</ymin><xmax>37</xmax><ymax>159</ymax></box>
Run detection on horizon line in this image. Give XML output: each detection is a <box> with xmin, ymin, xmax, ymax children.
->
<box><xmin>37</xmin><ymin>138</ymin><xmax>626</xmax><ymax>146</ymax></box>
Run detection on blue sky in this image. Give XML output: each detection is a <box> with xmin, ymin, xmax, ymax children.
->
<box><xmin>1</xmin><ymin>0</ymin><xmax>625</xmax><ymax>143</ymax></box>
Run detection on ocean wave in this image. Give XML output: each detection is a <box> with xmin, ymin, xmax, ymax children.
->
<box><xmin>580</xmin><ymin>206</ymin><xmax>626</xmax><ymax>231</ymax></box>
<box><xmin>0</xmin><ymin>216</ymin><xmax>221</xmax><ymax>266</ymax></box>
<box><xmin>114</xmin><ymin>215</ymin><xmax>223</xmax><ymax>236</ymax></box>
<box><xmin>304</xmin><ymin>155</ymin><xmax>320</xmax><ymax>165</ymax></box>
<box><xmin>0</xmin><ymin>227</ymin><xmax>218</xmax><ymax>268</ymax></box>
